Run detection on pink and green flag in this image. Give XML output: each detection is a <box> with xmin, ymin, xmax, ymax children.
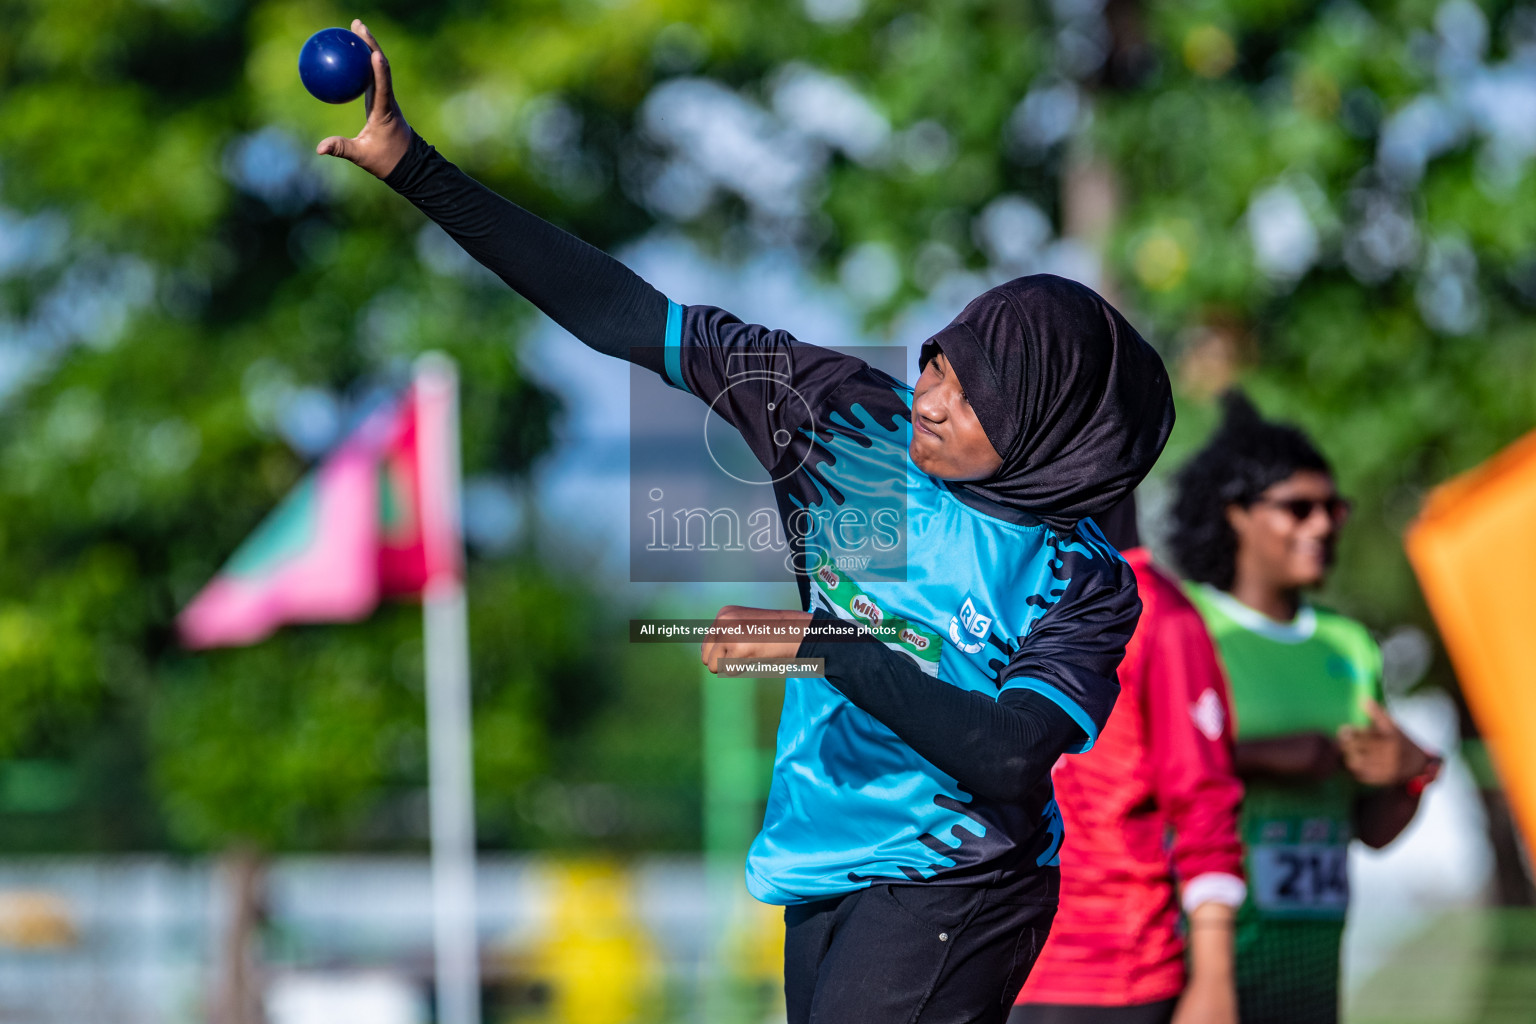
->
<box><xmin>177</xmin><ymin>381</ymin><xmax>460</xmax><ymax>649</ymax></box>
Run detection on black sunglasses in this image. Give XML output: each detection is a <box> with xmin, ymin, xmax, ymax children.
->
<box><xmin>1250</xmin><ymin>495</ymin><xmax>1352</xmax><ymax>525</ymax></box>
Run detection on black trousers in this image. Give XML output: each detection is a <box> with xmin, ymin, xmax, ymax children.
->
<box><xmin>1009</xmin><ymin>998</ymin><xmax>1178</xmax><ymax>1024</ymax></box>
<box><xmin>783</xmin><ymin>875</ymin><xmax>1057</xmax><ymax>1024</ymax></box>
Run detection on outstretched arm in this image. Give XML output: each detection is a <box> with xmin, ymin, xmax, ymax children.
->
<box><xmin>701</xmin><ymin>606</ymin><xmax>1080</xmax><ymax>804</ymax></box>
<box><xmin>317</xmin><ymin>21</ymin><xmax>667</xmax><ymax>369</ymax></box>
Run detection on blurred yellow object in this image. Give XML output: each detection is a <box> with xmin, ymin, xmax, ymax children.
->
<box><xmin>0</xmin><ymin>890</ymin><xmax>77</xmax><ymax>949</ymax></box>
<box><xmin>1292</xmin><ymin>66</ymin><xmax>1341</xmax><ymax>118</ymax></box>
<box><xmin>1183</xmin><ymin>25</ymin><xmax>1236</xmax><ymax>79</ymax></box>
<box><xmin>525</xmin><ymin>860</ymin><xmax>661</xmax><ymax>1024</ymax></box>
<box><xmin>1132</xmin><ymin>229</ymin><xmax>1189</xmax><ymax>292</ymax></box>
<box><xmin>730</xmin><ymin>895</ymin><xmax>784</xmax><ymax>983</ymax></box>
<box><xmin>725</xmin><ymin>894</ymin><xmax>786</xmax><ymax>1021</ymax></box>
<box><xmin>1407</xmin><ymin>429</ymin><xmax>1536</xmax><ymax>851</ymax></box>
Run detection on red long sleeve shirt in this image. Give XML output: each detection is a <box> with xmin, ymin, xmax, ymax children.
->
<box><xmin>1019</xmin><ymin>548</ymin><xmax>1245</xmax><ymax>1006</ymax></box>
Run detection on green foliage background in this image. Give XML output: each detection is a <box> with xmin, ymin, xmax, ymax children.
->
<box><xmin>1</xmin><ymin>0</ymin><xmax>1532</xmax><ymax>853</ymax></box>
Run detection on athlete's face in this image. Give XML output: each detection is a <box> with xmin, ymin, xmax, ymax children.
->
<box><xmin>910</xmin><ymin>351</ymin><xmax>1004</xmax><ymax>481</ymax></box>
<box><xmin>1227</xmin><ymin>470</ymin><xmax>1348</xmax><ymax>591</ymax></box>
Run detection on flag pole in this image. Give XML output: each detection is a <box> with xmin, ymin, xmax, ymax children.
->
<box><xmin>415</xmin><ymin>352</ymin><xmax>480</xmax><ymax>1024</ymax></box>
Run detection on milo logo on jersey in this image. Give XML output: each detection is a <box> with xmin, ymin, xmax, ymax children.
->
<box><xmin>812</xmin><ymin>565</ymin><xmax>942</xmax><ymax>669</ymax></box>
<box><xmin>948</xmin><ymin>594</ymin><xmax>995</xmax><ymax>655</ymax></box>
<box><xmin>849</xmin><ymin>594</ymin><xmax>883</xmax><ymax>628</ymax></box>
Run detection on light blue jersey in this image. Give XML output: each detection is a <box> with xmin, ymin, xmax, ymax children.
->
<box><xmin>663</xmin><ymin>301</ymin><xmax>1137</xmax><ymax>905</ymax></box>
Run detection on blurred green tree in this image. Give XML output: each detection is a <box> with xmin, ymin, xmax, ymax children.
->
<box><xmin>1085</xmin><ymin>0</ymin><xmax>1536</xmax><ymax>639</ymax></box>
<box><xmin>0</xmin><ymin>0</ymin><xmax>700</xmax><ymax>857</ymax></box>
<box><xmin>5</xmin><ymin>0</ymin><xmax>1535</xmax><ymax>864</ymax></box>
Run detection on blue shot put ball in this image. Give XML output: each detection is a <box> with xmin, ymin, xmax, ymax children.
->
<box><xmin>298</xmin><ymin>28</ymin><xmax>373</xmax><ymax>104</ymax></box>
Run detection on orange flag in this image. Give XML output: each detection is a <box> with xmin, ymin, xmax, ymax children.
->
<box><xmin>1406</xmin><ymin>429</ymin><xmax>1536</xmax><ymax>847</ymax></box>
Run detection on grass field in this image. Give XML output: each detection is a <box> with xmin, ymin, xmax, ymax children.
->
<box><xmin>1348</xmin><ymin>909</ymin><xmax>1536</xmax><ymax>1023</ymax></box>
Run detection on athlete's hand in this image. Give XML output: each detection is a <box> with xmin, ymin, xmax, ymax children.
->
<box><xmin>701</xmin><ymin>606</ymin><xmax>812</xmax><ymax>674</ymax></box>
<box><xmin>1338</xmin><ymin>698</ymin><xmax>1431</xmax><ymax>787</ymax></box>
<box><xmin>315</xmin><ymin>20</ymin><xmax>413</xmax><ymax>179</ymax></box>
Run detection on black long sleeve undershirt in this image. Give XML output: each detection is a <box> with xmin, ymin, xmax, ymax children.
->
<box><xmin>383</xmin><ymin>132</ymin><xmax>669</xmax><ymax>372</ymax></box>
<box><xmin>799</xmin><ymin>611</ymin><xmax>1082</xmax><ymax>805</ymax></box>
<box><xmin>384</xmin><ymin>137</ymin><xmax>1083</xmax><ymax>803</ymax></box>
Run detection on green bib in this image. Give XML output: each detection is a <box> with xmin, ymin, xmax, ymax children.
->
<box><xmin>1185</xmin><ymin>584</ymin><xmax>1382</xmax><ymax>923</ymax></box>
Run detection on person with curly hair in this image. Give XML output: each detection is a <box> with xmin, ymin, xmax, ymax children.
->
<box><xmin>1167</xmin><ymin>391</ymin><xmax>1440</xmax><ymax>1024</ymax></box>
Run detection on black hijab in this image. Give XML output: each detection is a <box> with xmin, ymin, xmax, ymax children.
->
<box><xmin>918</xmin><ymin>275</ymin><xmax>1174</xmax><ymax>532</ymax></box>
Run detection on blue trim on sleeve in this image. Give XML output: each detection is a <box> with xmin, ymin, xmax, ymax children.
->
<box><xmin>662</xmin><ymin>300</ymin><xmax>688</xmax><ymax>392</ymax></box>
<box><xmin>1002</xmin><ymin>677</ymin><xmax>1100</xmax><ymax>753</ymax></box>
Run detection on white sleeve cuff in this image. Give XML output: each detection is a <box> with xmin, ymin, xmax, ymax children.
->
<box><xmin>1181</xmin><ymin>872</ymin><xmax>1247</xmax><ymax>913</ymax></box>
